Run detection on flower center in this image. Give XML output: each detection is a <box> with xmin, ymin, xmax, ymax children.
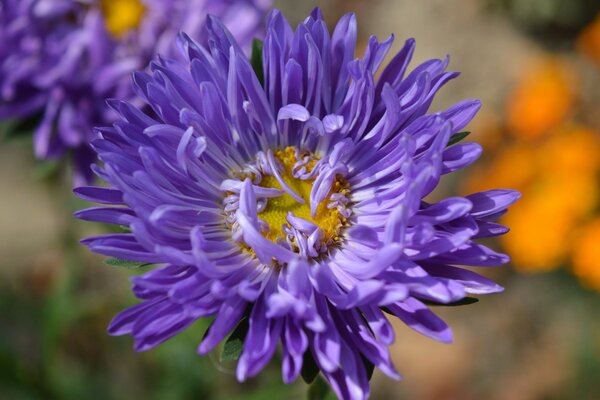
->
<box><xmin>258</xmin><ymin>147</ymin><xmax>348</xmax><ymax>244</ymax></box>
<box><xmin>222</xmin><ymin>147</ymin><xmax>351</xmax><ymax>259</ymax></box>
<box><xmin>100</xmin><ymin>0</ymin><xmax>145</xmax><ymax>38</ymax></box>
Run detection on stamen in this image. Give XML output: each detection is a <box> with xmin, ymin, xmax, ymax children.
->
<box><xmin>266</xmin><ymin>150</ymin><xmax>305</xmax><ymax>204</ymax></box>
<box><xmin>222</xmin><ymin>146</ymin><xmax>351</xmax><ymax>261</ymax></box>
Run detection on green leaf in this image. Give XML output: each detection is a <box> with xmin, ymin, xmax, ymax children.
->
<box><xmin>220</xmin><ymin>318</ymin><xmax>249</xmax><ymax>362</ymax></box>
<box><xmin>362</xmin><ymin>356</ymin><xmax>375</xmax><ymax>381</ymax></box>
<box><xmin>251</xmin><ymin>39</ymin><xmax>264</xmax><ymax>86</ymax></box>
<box><xmin>301</xmin><ymin>351</ymin><xmax>320</xmax><ymax>384</ymax></box>
<box><xmin>104</xmin><ymin>258</ymin><xmax>151</xmax><ymax>269</ymax></box>
<box><xmin>424</xmin><ymin>297</ymin><xmax>479</xmax><ymax>307</ymax></box>
<box><xmin>307</xmin><ymin>375</ymin><xmax>334</xmax><ymax>400</ymax></box>
<box><xmin>104</xmin><ymin>224</ymin><xmax>131</xmax><ymax>234</ymax></box>
<box><xmin>446</xmin><ymin>131</ymin><xmax>471</xmax><ymax>147</ymax></box>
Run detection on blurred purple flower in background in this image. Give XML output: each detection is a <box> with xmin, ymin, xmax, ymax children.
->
<box><xmin>0</xmin><ymin>0</ymin><xmax>270</xmax><ymax>185</ymax></box>
<box><xmin>75</xmin><ymin>8</ymin><xmax>519</xmax><ymax>400</ymax></box>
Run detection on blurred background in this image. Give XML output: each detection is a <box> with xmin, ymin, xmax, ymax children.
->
<box><xmin>2</xmin><ymin>0</ymin><xmax>600</xmax><ymax>399</ymax></box>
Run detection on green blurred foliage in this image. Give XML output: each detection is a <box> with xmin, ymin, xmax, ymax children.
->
<box><xmin>0</xmin><ymin>257</ymin><xmax>304</xmax><ymax>400</ymax></box>
<box><xmin>487</xmin><ymin>0</ymin><xmax>600</xmax><ymax>46</ymax></box>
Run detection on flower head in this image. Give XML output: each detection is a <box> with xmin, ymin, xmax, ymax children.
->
<box><xmin>76</xmin><ymin>9</ymin><xmax>519</xmax><ymax>399</ymax></box>
<box><xmin>0</xmin><ymin>0</ymin><xmax>270</xmax><ymax>184</ymax></box>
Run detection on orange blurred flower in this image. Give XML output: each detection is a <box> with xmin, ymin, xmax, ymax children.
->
<box><xmin>463</xmin><ymin>35</ymin><xmax>600</xmax><ymax>288</ymax></box>
<box><xmin>502</xmin><ymin>192</ymin><xmax>572</xmax><ymax>273</ymax></box>
<box><xmin>462</xmin><ymin>142</ymin><xmax>535</xmax><ymax>194</ymax></box>
<box><xmin>506</xmin><ymin>58</ymin><xmax>577</xmax><ymax>140</ymax></box>
<box><xmin>539</xmin><ymin>125</ymin><xmax>600</xmax><ymax>177</ymax></box>
<box><xmin>501</xmin><ymin>174</ymin><xmax>598</xmax><ymax>273</ymax></box>
<box><xmin>463</xmin><ymin>124</ymin><xmax>600</xmax><ymax>273</ymax></box>
<box><xmin>572</xmin><ymin>218</ymin><xmax>600</xmax><ymax>291</ymax></box>
<box><xmin>577</xmin><ymin>13</ymin><xmax>600</xmax><ymax>68</ymax></box>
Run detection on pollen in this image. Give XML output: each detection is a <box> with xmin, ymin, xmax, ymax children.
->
<box><xmin>258</xmin><ymin>147</ymin><xmax>348</xmax><ymax>245</ymax></box>
<box><xmin>100</xmin><ymin>0</ymin><xmax>145</xmax><ymax>38</ymax></box>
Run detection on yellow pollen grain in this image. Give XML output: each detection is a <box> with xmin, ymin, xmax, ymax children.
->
<box><xmin>100</xmin><ymin>0</ymin><xmax>145</xmax><ymax>38</ymax></box>
<box><xmin>258</xmin><ymin>147</ymin><xmax>348</xmax><ymax>245</ymax></box>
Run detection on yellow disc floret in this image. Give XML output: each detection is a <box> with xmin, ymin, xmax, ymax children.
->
<box><xmin>100</xmin><ymin>0</ymin><xmax>145</xmax><ymax>38</ymax></box>
<box><xmin>257</xmin><ymin>147</ymin><xmax>348</xmax><ymax>246</ymax></box>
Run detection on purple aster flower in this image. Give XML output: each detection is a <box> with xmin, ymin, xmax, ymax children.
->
<box><xmin>0</xmin><ymin>0</ymin><xmax>270</xmax><ymax>185</ymax></box>
<box><xmin>76</xmin><ymin>8</ymin><xmax>520</xmax><ymax>400</ymax></box>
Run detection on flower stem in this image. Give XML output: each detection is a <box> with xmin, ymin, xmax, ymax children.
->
<box><xmin>307</xmin><ymin>375</ymin><xmax>333</xmax><ymax>400</ymax></box>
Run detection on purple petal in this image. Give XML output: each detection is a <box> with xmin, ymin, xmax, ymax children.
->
<box><xmin>466</xmin><ymin>190</ymin><xmax>521</xmax><ymax>218</ymax></box>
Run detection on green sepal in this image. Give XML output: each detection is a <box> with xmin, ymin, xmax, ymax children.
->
<box><xmin>446</xmin><ymin>131</ymin><xmax>471</xmax><ymax>147</ymax></box>
<box><xmin>104</xmin><ymin>258</ymin><xmax>152</xmax><ymax>269</ymax></box>
<box><xmin>362</xmin><ymin>356</ymin><xmax>375</xmax><ymax>381</ymax></box>
<box><xmin>104</xmin><ymin>224</ymin><xmax>131</xmax><ymax>234</ymax></box>
<box><xmin>220</xmin><ymin>317</ymin><xmax>249</xmax><ymax>362</ymax></box>
<box><xmin>251</xmin><ymin>39</ymin><xmax>264</xmax><ymax>86</ymax></box>
<box><xmin>300</xmin><ymin>351</ymin><xmax>320</xmax><ymax>384</ymax></box>
<box><xmin>424</xmin><ymin>297</ymin><xmax>479</xmax><ymax>307</ymax></box>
